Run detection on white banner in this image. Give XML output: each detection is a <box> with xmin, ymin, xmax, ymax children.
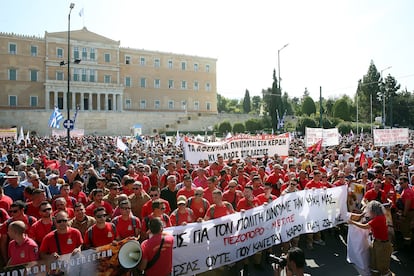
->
<box><xmin>165</xmin><ymin>186</ymin><xmax>348</xmax><ymax>276</ymax></box>
<box><xmin>373</xmin><ymin>128</ymin><xmax>409</xmax><ymax>146</ymax></box>
<box><xmin>51</xmin><ymin>129</ymin><xmax>85</xmax><ymax>138</ymax></box>
<box><xmin>0</xmin><ymin>128</ymin><xmax>17</xmax><ymax>138</ymax></box>
<box><xmin>183</xmin><ymin>133</ymin><xmax>289</xmax><ymax>164</ymax></box>
<box><xmin>305</xmin><ymin>128</ymin><xmax>339</xmax><ymax>147</ymax></box>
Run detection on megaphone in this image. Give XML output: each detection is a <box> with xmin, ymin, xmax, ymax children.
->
<box><xmin>118</xmin><ymin>240</ymin><xmax>143</xmax><ymax>269</ymax></box>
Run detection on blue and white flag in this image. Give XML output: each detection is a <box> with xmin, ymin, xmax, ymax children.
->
<box><xmin>48</xmin><ymin>107</ymin><xmax>64</xmax><ymax>128</ymax></box>
<box><xmin>73</xmin><ymin>105</ymin><xmax>80</xmax><ymax>127</ymax></box>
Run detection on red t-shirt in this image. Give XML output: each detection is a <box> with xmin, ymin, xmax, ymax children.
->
<box><xmin>141</xmin><ymin>199</ymin><xmax>171</xmax><ymax>219</ymax></box>
<box><xmin>28</xmin><ymin>220</ymin><xmax>54</xmax><ymax>245</ymax></box>
<box><xmin>141</xmin><ymin>214</ymin><xmax>172</xmax><ymax>234</ymax></box>
<box><xmin>84</xmin><ymin>222</ymin><xmax>116</xmax><ymax>247</ymax></box>
<box><xmin>141</xmin><ymin>233</ymin><xmax>174</xmax><ymax>276</ymax></box>
<box><xmin>368</xmin><ymin>214</ymin><xmax>388</xmax><ymax>241</ymax></box>
<box><xmin>222</xmin><ymin>190</ymin><xmax>242</xmax><ymax>207</ymax></box>
<box><xmin>8</xmin><ymin>237</ymin><xmax>39</xmax><ymax>266</ymax></box>
<box><xmin>85</xmin><ymin>201</ymin><xmax>113</xmax><ymax>217</ymax></box>
<box><xmin>236</xmin><ymin>197</ymin><xmax>260</xmax><ymax>212</ymax></box>
<box><xmin>187</xmin><ymin>197</ymin><xmax>210</xmax><ymax>221</ymax></box>
<box><xmin>40</xmin><ymin>228</ymin><xmax>83</xmax><ymax>255</ymax></box>
<box><xmin>0</xmin><ymin>215</ymin><xmax>37</xmax><ymax>235</ymax></box>
<box><xmin>252</xmin><ymin>187</ymin><xmax>265</xmax><ymax>197</ymax></box>
<box><xmin>136</xmin><ymin>175</ymin><xmax>151</xmax><ymax>192</ymax></box>
<box><xmin>0</xmin><ymin>208</ymin><xmax>10</xmax><ymax>224</ymax></box>
<box><xmin>305</xmin><ymin>180</ymin><xmax>324</xmax><ymax>189</ymax></box>
<box><xmin>26</xmin><ymin>203</ymin><xmax>42</xmax><ymax>219</ymax></box>
<box><xmin>170</xmin><ymin>208</ymin><xmax>194</xmax><ymax>226</ymax></box>
<box><xmin>53</xmin><ymin>208</ymin><xmax>75</xmax><ymax>219</ymax></box>
<box><xmin>0</xmin><ymin>194</ymin><xmax>13</xmax><ymax>210</ymax></box>
<box><xmin>206</xmin><ymin>202</ymin><xmax>234</xmax><ymax>219</ymax></box>
<box><xmin>70</xmin><ymin>191</ymin><xmax>88</xmax><ymax>206</ymax></box>
<box><xmin>112</xmin><ymin>215</ymin><xmax>141</xmax><ymax>239</ymax></box>
<box><xmin>401</xmin><ymin>187</ymin><xmax>414</xmax><ymax>209</ymax></box>
<box><xmin>257</xmin><ymin>194</ymin><xmax>277</xmax><ymax>205</ymax></box>
<box><xmin>203</xmin><ymin>188</ymin><xmax>214</xmax><ymax>204</ymax></box>
<box><xmin>364</xmin><ymin>189</ymin><xmax>387</xmax><ymax>203</ymax></box>
<box><xmin>177</xmin><ymin>188</ymin><xmax>195</xmax><ymax>200</ymax></box>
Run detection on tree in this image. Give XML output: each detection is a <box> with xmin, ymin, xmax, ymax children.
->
<box><xmin>242</xmin><ymin>89</ymin><xmax>251</xmax><ymax>113</ymax></box>
<box><xmin>356</xmin><ymin>60</ymin><xmax>381</xmax><ymax>123</ymax></box>
<box><xmin>232</xmin><ymin>122</ymin><xmax>245</xmax><ymax>134</ymax></box>
<box><xmin>325</xmin><ymin>98</ymin><xmax>335</xmax><ymax>117</ymax></box>
<box><xmin>251</xmin><ymin>96</ymin><xmax>261</xmax><ymax>115</ymax></box>
<box><xmin>333</xmin><ymin>98</ymin><xmax>350</xmax><ymax>121</ymax></box>
<box><xmin>245</xmin><ymin>119</ymin><xmax>263</xmax><ymax>132</ymax></box>
<box><xmin>301</xmin><ymin>96</ymin><xmax>316</xmax><ymax>116</ymax></box>
<box><xmin>382</xmin><ymin>74</ymin><xmax>400</xmax><ymax>126</ymax></box>
<box><xmin>263</xmin><ymin>70</ymin><xmax>279</xmax><ymax>129</ymax></box>
<box><xmin>218</xmin><ymin>121</ymin><xmax>232</xmax><ymax>135</ymax></box>
<box><xmin>217</xmin><ymin>94</ymin><xmax>228</xmax><ymax>113</ymax></box>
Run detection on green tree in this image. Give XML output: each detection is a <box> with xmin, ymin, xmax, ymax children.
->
<box><xmin>217</xmin><ymin>94</ymin><xmax>228</xmax><ymax>113</ymax></box>
<box><xmin>251</xmin><ymin>96</ymin><xmax>261</xmax><ymax>114</ymax></box>
<box><xmin>302</xmin><ymin>96</ymin><xmax>316</xmax><ymax>116</ymax></box>
<box><xmin>333</xmin><ymin>98</ymin><xmax>350</xmax><ymax>121</ymax></box>
<box><xmin>232</xmin><ymin>122</ymin><xmax>245</xmax><ymax>134</ymax></box>
<box><xmin>382</xmin><ymin>74</ymin><xmax>400</xmax><ymax>127</ymax></box>
<box><xmin>325</xmin><ymin>98</ymin><xmax>335</xmax><ymax>117</ymax></box>
<box><xmin>245</xmin><ymin>119</ymin><xmax>263</xmax><ymax>132</ymax></box>
<box><xmin>263</xmin><ymin>70</ymin><xmax>279</xmax><ymax>129</ymax></box>
<box><xmin>296</xmin><ymin>116</ymin><xmax>317</xmax><ymax>135</ymax></box>
<box><xmin>242</xmin><ymin>89</ymin><xmax>251</xmax><ymax>113</ymax></box>
<box><xmin>218</xmin><ymin>121</ymin><xmax>232</xmax><ymax>135</ymax></box>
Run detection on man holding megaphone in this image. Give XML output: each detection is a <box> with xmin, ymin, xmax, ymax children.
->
<box><xmin>138</xmin><ymin>217</ymin><xmax>173</xmax><ymax>276</ymax></box>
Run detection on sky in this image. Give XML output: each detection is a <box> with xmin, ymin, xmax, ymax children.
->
<box><xmin>1</xmin><ymin>0</ymin><xmax>414</xmax><ymax>101</ymax></box>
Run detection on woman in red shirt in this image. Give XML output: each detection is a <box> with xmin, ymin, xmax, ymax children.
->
<box><xmin>349</xmin><ymin>200</ymin><xmax>393</xmax><ymax>275</ymax></box>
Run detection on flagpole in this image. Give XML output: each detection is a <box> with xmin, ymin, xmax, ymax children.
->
<box><xmin>67</xmin><ymin>3</ymin><xmax>75</xmax><ymax>149</ymax></box>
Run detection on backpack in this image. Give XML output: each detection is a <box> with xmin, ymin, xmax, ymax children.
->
<box><xmin>209</xmin><ymin>202</ymin><xmax>233</xmax><ymax>219</ymax></box>
<box><xmin>171</xmin><ymin>208</ymin><xmax>194</xmax><ymax>225</ymax></box>
<box><xmin>112</xmin><ymin>216</ymin><xmax>138</xmax><ymax>229</ymax></box>
<box><xmin>188</xmin><ymin>197</ymin><xmax>208</xmax><ymax>211</ymax></box>
<box><xmin>144</xmin><ymin>214</ymin><xmax>169</xmax><ymax>229</ymax></box>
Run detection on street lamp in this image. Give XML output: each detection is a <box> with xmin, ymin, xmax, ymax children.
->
<box><xmin>380</xmin><ymin>66</ymin><xmax>392</xmax><ymax>128</ymax></box>
<box><xmin>277</xmin><ymin>43</ymin><xmax>289</xmax><ymax>95</ymax></box>
<box><xmin>66</xmin><ymin>3</ymin><xmax>75</xmax><ymax>148</ymax></box>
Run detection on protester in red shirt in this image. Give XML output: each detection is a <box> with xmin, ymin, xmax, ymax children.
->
<box><xmin>7</xmin><ymin>221</ymin><xmax>39</xmax><ymax>266</ymax></box>
<box><xmin>84</xmin><ymin>206</ymin><xmax>117</xmax><ymax>248</ymax></box>
<box><xmin>136</xmin><ymin>165</ymin><xmax>151</xmax><ymax>192</ymax></box>
<box><xmin>39</xmin><ymin>210</ymin><xmax>82</xmax><ymax>260</ymax></box>
<box><xmin>0</xmin><ymin>186</ymin><xmax>13</xmax><ymax>211</ymax></box>
<box><xmin>222</xmin><ymin>180</ymin><xmax>243</xmax><ymax>210</ymax></box>
<box><xmin>187</xmin><ymin>188</ymin><xmax>210</xmax><ymax>221</ymax></box>
<box><xmin>177</xmin><ymin>174</ymin><xmax>196</xmax><ymax>199</ymax></box>
<box><xmin>234</xmin><ymin>166</ymin><xmax>250</xmax><ymax>190</ymax></box>
<box><xmin>138</xmin><ymin>217</ymin><xmax>174</xmax><ymax>276</ymax></box>
<box><xmin>397</xmin><ymin>176</ymin><xmax>414</xmax><ymax>243</ymax></box>
<box><xmin>169</xmin><ymin>195</ymin><xmax>195</xmax><ymax>226</ymax></box>
<box><xmin>141</xmin><ymin>187</ymin><xmax>171</xmax><ymax>219</ymax></box>
<box><xmin>237</xmin><ymin>185</ymin><xmax>260</xmax><ymax>212</ymax></box>
<box><xmin>204</xmin><ymin>189</ymin><xmax>235</xmax><ymax>220</ymax></box>
<box><xmin>267</xmin><ymin>164</ymin><xmax>284</xmax><ymax>196</ymax></box>
<box><xmin>363</xmin><ymin>179</ymin><xmax>388</xmax><ymax>206</ymax></box>
<box><xmin>141</xmin><ymin>200</ymin><xmax>172</xmax><ymax>240</ymax></box>
<box><xmin>53</xmin><ymin>197</ymin><xmax>75</xmax><ymax>219</ymax></box>
<box><xmin>85</xmin><ymin>189</ymin><xmax>113</xmax><ymax>217</ymax></box>
<box><xmin>25</xmin><ymin>188</ymin><xmax>47</xmax><ymax>219</ymax></box>
<box><xmin>28</xmin><ymin>201</ymin><xmax>54</xmax><ymax>246</ymax></box>
<box><xmin>257</xmin><ymin>182</ymin><xmax>278</xmax><ymax>205</ymax></box>
<box><xmin>70</xmin><ymin>180</ymin><xmax>88</xmax><ymax>206</ymax></box>
<box><xmin>203</xmin><ymin>176</ymin><xmax>218</xmax><ymax>204</ymax></box>
<box><xmin>305</xmin><ymin>170</ymin><xmax>324</xmax><ymax>189</ymax></box>
<box><xmin>112</xmin><ymin>200</ymin><xmax>141</xmax><ymax>240</ymax></box>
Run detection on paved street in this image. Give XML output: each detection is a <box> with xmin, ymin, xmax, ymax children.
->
<box><xmin>240</xmin><ymin>227</ymin><xmax>414</xmax><ymax>276</ymax></box>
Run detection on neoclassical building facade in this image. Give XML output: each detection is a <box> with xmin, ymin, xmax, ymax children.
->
<box><xmin>0</xmin><ymin>27</ymin><xmax>217</xmax><ymax>134</ymax></box>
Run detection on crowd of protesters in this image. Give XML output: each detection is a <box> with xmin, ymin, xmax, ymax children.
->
<box><xmin>0</xmin><ymin>133</ymin><xmax>413</xmax><ymax>276</ymax></box>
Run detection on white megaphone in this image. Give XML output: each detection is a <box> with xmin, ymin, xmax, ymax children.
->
<box><xmin>118</xmin><ymin>240</ymin><xmax>143</xmax><ymax>269</ymax></box>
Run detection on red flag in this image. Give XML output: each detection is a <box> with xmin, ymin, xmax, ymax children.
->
<box><xmin>360</xmin><ymin>152</ymin><xmax>372</xmax><ymax>168</ymax></box>
<box><xmin>308</xmin><ymin>139</ymin><xmax>323</xmax><ymax>153</ymax></box>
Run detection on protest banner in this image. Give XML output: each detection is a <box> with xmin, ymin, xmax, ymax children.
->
<box><xmin>373</xmin><ymin>128</ymin><xmax>409</xmax><ymax>146</ymax></box>
<box><xmin>0</xmin><ymin>127</ymin><xmax>17</xmax><ymax>138</ymax></box>
<box><xmin>52</xmin><ymin>129</ymin><xmax>85</xmax><ymax>138</ymax></box>
<box><xmin>183</xmin><ymin>133</ymin><xmax>289</xmax><ymax>164</ymax></box>
<box><xmin>165</xmin><ymin>186</ymin><xmax>348</xmax><ymax>276</ymax></box>
<box><xmin>305</xmin><ymin>128</ymin><xmax>339</xmax><ymax>147</ymax></box>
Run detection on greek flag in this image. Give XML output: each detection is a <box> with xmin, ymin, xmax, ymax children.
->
<box><xmin>48</xmin><ymin>107</ymin><xmax>64</xmax><ymax>128</ymax></box>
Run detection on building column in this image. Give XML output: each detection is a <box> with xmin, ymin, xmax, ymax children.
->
<box><xmin>89</xmin><ymin>93</ymin><xmax>92</xmax><ymax>111</ymax></box>
<box><xmin>104</xmin><ymin>94</ymin><xmax>108</xmax><ymax>111</ymax></box>
<box><xmin>119</xmin><ymin>94</ymin><xmax>123</xmax><ymax>112</ymax></box>
<box><xmin>97</xmin><ymin>93</ymin><xmax>101</xmax><ymax>111</ymax></box>
<box><xmin>80</xmin><ymin>92</ymin><xmax>84</xmax><ymax>110</ymax></box>
<box><xmin>113</xmin><ymin>94</ymin><xmax>117</xmax><ymax>111</ymax></box>
<box><xmin>45</xmin><ymin>91</ymin><xmax>50</xmax><ymax>110</ymax></box>
<box><xmin>72</xmin><ymin>92</ymin><xmax>76</xmax><ymax>111</ymax></box>
<box><xmin>53</xmin><ymin>91</ymin><xmax>58</xmax><ymax>107</ymax></box>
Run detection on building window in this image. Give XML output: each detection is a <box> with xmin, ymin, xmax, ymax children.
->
<box><xmin>205</xmin><ymin>82</ymin><xmax>211</xmax><ymax>91</ymax></box>
<box><xmin>154</xmin><ymin>58</ymin><xmax>160</xmax><ymax>68</ymax></box>
<box><xmin>81</xmin><ymin>69</ymin><xmax>87</xmax><ymax>81</ymax></box>
<box><xmin>140</xmin><ymin>100</ymin><xmax>146</xmax><ymax>109</ymax></box>
<box><xmin>82</xmin><ymin>48</ymin><xmax>87</xmax><ymax>60</ymax></box>
<box><xmin>154</xmin><ymin>79</ymin><xmax>160</xmax><ymax>89</ymax></box>
<box><xmin>30</xmin><ymin>96</ymin><xmax>38</xmax><ymax>107</ymax></box>
<box><xmin>140</xmin><ymin>57</ymin><xmax>146</xmax><ymax>66</ymax></box>
<box><xmin>168</xmin><ymin>101</ymin><xmax>174</xmax><ymax>109</ymax></box>
<box><xmin>89</xmin><ymin>69</ymin><xmax>95</xmax><ymax>82</ymax></box>
<box><xmin>194</xmin><ymin>101</ymin><xmax>199</xmax><ymax>110</ymax></box>
<box><xmin>104</xmin><ymin>75</ymin><xmax>111</xmax><ymax>83</ymax></box>
<box><xmin>74</xmin><ymin>47</ymin><xmax>79</xmax><ymax>59</ymax></box>
<box><xmin>104</xmin><ymin>53</ymin><xmax>110</xmax><ymax>62</ymax></box>
<box><xmin>154</xmin><ymin>100</ymin><xmax>160</xmax><ymax>109</ymax></box>
<box><xmin>30</xmin><ymin>70</ymin><xmax>38</xmax><ymax>82</ymax></box>
<box><xmin>194</xmin><ymin>81</ymin><xmax>199</xmax><ymax>91</ymax></box>
<box><xmin>206</xmin><ymin>102</ymin><xmax>211</xmax><ymax>111</ymax></box>
<box><xmin>125</xmin><ymin>55</ymin><xmax>131</xmax><ymax>64</ymax></box>
<box><xmin>9</xmin><ymin>95</ymin><xmax>17</xmax><ymax>106</ymax></box>
<box><xmin>181</xmin><ymin>101</ymin><xmax>187</xmax><ymax>111</ymax></box>
<box><xmin>73</xmin><ymin>69</ymin><xmax>79</xmax><ymax>81</ymax></box>
<box><xmin>57</xmin><ymin>48</ymin><xmax>63</xmax><ymax>58</ymax></box>
<box><xmin>194</xmin><ymin>63</ymin><xmax>198</xmax><ymax>72</ymax></box>
<box><xmin>90</xmin><ymin>48</ymin><xmax>96</xmax><ymax>61</ymax></box>
<box><xmin>206</xmin><ymin>64</ymin><xmax>210</xmax><ymax>72</ymax></box>
<box><xmin>8</xmin><ymin>69</ymin><xmax>17</xmax><ymax>80</ymax></box>
<box><xmin>168</xmin><ymin>60</ymin><xmax>173</xmax><ymax>69</ymax></box>
<box><xmin>31</xmin><ymin>45</ymin><xmax>37</xmax><ymax>57</ymax></box>
<box><xmin>181</xmin><ymin>80</ymin><xmax>187</xmax><ymax>89</ymax></box>
<box><xmin>168</xmin><ymin>80</ymin><xmax>174</xmax><ymax>89</ymax></box>
<box><xmin>140</xmin><ymin>78</ymin><xmax>146</xmax><ymax>88</ymax></box>
<box><xmin>125</xmin><ymin>99</ymin><xmax>131</xmax><ymax>109</ymax></box>
<box><xmin>181</xmin><ymin>61</ymin><xmax>187</xmax><ymax>71</ymax></box>
<box><xmin>9</xmin><ymin>43</ymin><xmax>17</xmax><ymax>54</ymax></box>
<box><xmin>125</xmin><ymin>77</ymin><xmax>131</xmax><ymax>87</ymax></box>
<box><xmin>56</xmin><ymin>71</ymin><xmax>64</xmax><ymax>81</ymax></box>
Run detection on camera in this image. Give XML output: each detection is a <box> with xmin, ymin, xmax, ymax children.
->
<box><xmin>267</xmin><ymin>254</ymin><xmax>287</xmax><ymax>268</ymax></box>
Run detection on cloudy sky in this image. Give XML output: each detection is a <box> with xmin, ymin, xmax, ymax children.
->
<box><xmin>2</xmin><ymin>0</ymin><xmax>413</xmax><ymax>100</ymax></box>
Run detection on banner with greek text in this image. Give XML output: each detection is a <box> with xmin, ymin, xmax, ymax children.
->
<box><xmin>165</xmin><ymin>186</ymin><xmax>348</xmax><ymax>276</ymax></box>
<box><xmin>51</xmin><ymin>129</ymin><xmax>85</xmax><ymax>138</ymax></box>
<box><xmin>0</xmin><ymin>127</ymin><xmax>17</xmax><ymax>138</ymax></box>
<box><xmin>305</xmin><ymin>128</ymin><xmax>339</xmax><ymax>147</ymax></box>
<box><xmin>183</xmin><ymin>133</ymin><xmax>289</xmax><ymax>164</ymax></box>
<box><xmin>373</xmin><ymin>128</ymin><xmax>409</xmax><ymax>146</ymax></box>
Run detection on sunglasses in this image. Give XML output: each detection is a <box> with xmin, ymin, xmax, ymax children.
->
<box><xmin>229</xmin><ymin>186</ymin><xmax>236</xmax><ymax>188</ymax></box>
<box><xmin>56</xmin><ymin>219</ymin><xmax>68</xmax><ymax>223</ymax></box>
<box><xmin>132</xmin><ymin>187</ymin><xmax>141</xmax><ymax>190</ymax></box>
<box><xmin>150</xmin><ymin>194</ymin><xmax>158</xmax><ymax>197</ymax></box>
<box><xmin>41</xmin><ymin>208</ymin><xmax>52</xmax><ymax>212</ymax></box>
<box><xmin>121</xmin><ymin>207</ymin><xmax>131</xmax><ymax>210</ymax></box>
<box><xmin>9</xmin><ymin>209</ymin><xmax>20</xmax><ymax>214</ymax></box>
<box><xmin>195</xmin><ymin>193</ymin><xmax>203</xmax><ymax>196</ymax></box>
<box><xmin>96</xmin><ymin>214</ymin><xmax>108</xmax><ymax>219</ymax></box>
<box><xmin>160</xmin><ymin>207</ymin><xmax>166</xmax><ymax>210</ymax></box>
